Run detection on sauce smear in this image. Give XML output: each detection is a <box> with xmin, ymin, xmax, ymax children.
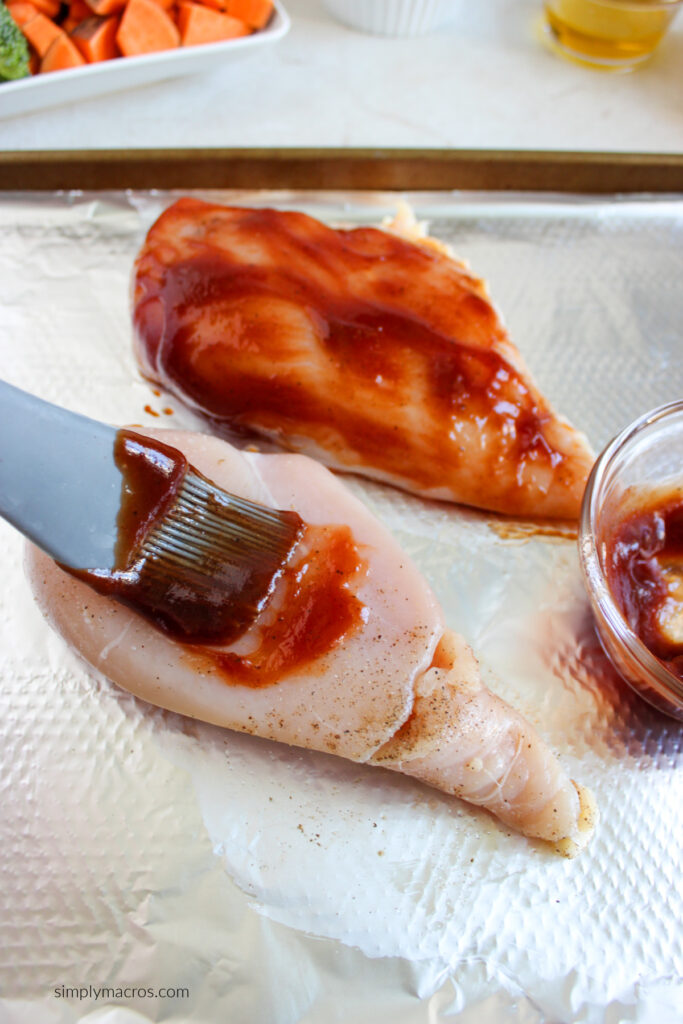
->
<box><xmin>186</xmin><ymin>524</ymin><xmax>367</xmax><ymax>687</ymax></box>
<box><xmin>144</xmin><ymin>256</ymin><xmax>556</xmax><ymax>481</ymax></box>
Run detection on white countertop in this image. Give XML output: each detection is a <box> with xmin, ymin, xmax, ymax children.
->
<box><xmin>2</xmin><ymin>0</ymin><xmax>683</xmax><ymax>153</ymax></box>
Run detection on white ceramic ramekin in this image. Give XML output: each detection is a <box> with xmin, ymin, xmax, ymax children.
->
<box><xmin>321</xmin><ymin>0</ymin><xmax>458</xmax><ymax>36</ymax></box>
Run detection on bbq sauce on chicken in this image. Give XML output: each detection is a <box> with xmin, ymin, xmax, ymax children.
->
<box><xmin>606</xmin><ymin>486</ymin><xmax>683</xmax><ymax>678</ymax></box>
<box><xmin>65</xmin><ymin>430</ymin><xmax>366</xmax><ymax>682</ymax></box>
<box><xmin>68</xmin><ymin>430</ymin><xmax>303</xmax><ymax>645</ymax></box>
<box><xmin>144</xmin><ymin>258</ymin><xmax>554</xmax><ymax>469</ymax></box>
<box><xmin>133</xmin><ymin>203</ymin><xmax>567</xmax><ymax>512</ymax></box>
<box><xmin>185</xmin><ymin>523</ymin><xmax>368</xmax><ymax>687</ymax></box>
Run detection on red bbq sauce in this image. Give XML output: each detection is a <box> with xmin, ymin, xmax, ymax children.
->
<box><xmin>133</xmin><ymin>205</ymin><xmax>559</xmax><ymax>495</ymax></box>
<box><xmin>114</xmin><ymin>429</ymin><xmax>187</xmax><ymax>564</ymax></box>
<box><xmin>67</xmin><ymin>430</ymin><xmax>366</xmax><ymax>684</ymax></box>
<box><xmin>605</xmin><ymin>486</ymin><xmax>683</xmax><ymax>679</ymax></box>
<box><xmin>184</xmin><ymin>523</ymin><xmax>367</xmax><ymax>687</ymax></box>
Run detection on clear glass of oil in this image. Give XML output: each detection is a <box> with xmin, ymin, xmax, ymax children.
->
<box><xmin>543</xmin><ymin>0</ymin><xmax>682</xmax><ymax>69</ymax></box>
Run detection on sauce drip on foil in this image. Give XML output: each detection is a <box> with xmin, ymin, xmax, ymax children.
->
<box><xmin>606</xmin><ymin>486</ymin><xmax>683</xmax><ymax>679</ymax></box>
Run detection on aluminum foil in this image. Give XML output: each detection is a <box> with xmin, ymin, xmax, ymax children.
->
<box><xmin>1</xmin><ymin>189</ymin><xmax>682</xmax><ymax>1024</ymax></box>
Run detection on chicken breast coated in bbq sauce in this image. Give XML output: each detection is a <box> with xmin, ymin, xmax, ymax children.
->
<box><xmin>132</xmin><ymin>198</ymin><xmax>594</xmax><ymax>519</ymax></box>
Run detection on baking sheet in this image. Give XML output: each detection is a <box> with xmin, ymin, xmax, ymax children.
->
<box><xmin>3</xmin><ymin>150</ymin><xmax>683</xmax><ymax>195</ymax></box>
<box><xmin>0</xmin><ymin>189</ymin><xmax>682</xmax><ymax>1024</ymax></box>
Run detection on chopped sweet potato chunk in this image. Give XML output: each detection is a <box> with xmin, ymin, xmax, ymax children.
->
<box><xmin>116</xmin><ymin>0</ymin><xmax>179</xmax><ymax>54</ymax></box>
<box><xmin>177</xmin><ymin>1</ymin><xmax>247</xmax><ymax>43</ymax></box>
<box><xmin>222</xmin><ymin>0</ymin><xmax>270</xmax><ymax>28</ymax></box>
<box><xmin>22</xmin><ymin>11</ymin><xmax>63</xmax><ymax>56</ymax></box>
<box><xmin>40</xmin><ymin>30</ymin><xmax>87</xmax><ymax>70</ymax></box>
<box><xmin>71</xmin><ymin>13</ymin><xmax>120</xmax><ymax>60</ymax></box>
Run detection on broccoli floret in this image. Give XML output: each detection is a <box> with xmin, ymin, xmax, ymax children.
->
<box><xmin>0</xmin><ymin>1</ymin><xmax>30</xmax><ymax>81</ymax></box>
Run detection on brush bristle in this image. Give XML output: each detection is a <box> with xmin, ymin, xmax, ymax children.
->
<box><xmin>138</xmin><ymin>470</ymin><xmax>303</xmax><ymax>579</ymax></box>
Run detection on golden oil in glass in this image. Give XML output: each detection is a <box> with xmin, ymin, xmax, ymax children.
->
<box><xmin>544</xmin><ymin>0</ymin><xmax>680</xmax><ymax>67</ymax></box>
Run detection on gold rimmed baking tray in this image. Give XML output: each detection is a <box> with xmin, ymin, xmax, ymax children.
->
<box><xmin>1</xmin><ymin>146</ymin><xmax>683</xmax><ymax>193</ymax></box>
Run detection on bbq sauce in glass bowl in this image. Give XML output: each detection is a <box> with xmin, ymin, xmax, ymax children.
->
<box><xmin>578</xmin><ymin>400</ymin><xmax>683</xmax><ymax>720</ymax></box>
<box><xmin>605</xmin><ymin>485</ymin><xmax>683</xmax><ymax>680</ymax></box>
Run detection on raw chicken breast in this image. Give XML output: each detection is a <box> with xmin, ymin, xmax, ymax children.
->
<box><xmin>132</xmin><ymin>198</ymin><xmax>594</xmax><ymax>520</ymax></box>
<box><xmin>27</xmin><ymin>428</ymin><xmax>594</xmax><ymax>852</ymax></box>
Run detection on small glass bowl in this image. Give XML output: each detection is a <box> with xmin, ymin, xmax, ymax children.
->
<box><xmin>579</xmin><ymin>400</ymin><xmax>683</xmax><ymax>721</ymax></box>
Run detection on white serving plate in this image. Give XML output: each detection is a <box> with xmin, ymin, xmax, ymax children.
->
<box><xmin>0</xmin><ymin>0</ymin><xmax>289</xmax><ymax>120</ymax></box>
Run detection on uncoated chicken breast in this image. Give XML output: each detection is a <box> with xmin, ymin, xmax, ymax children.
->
<box><xmin>133</xmin><ymin>198</ymin><xmax>594</xmax><ymax>520</ymax></box>
<box><xmin>26</xmin><ymin>428</ymin><xmax>595</xmax><ymax>853</ymax></box>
